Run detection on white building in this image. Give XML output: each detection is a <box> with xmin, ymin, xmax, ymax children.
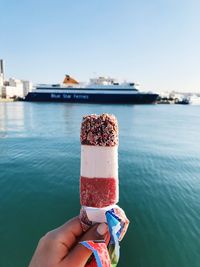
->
<box><xmin>0</xmin><ymin>59</ymin><xmax>32</xmax><ymax>98</ymax></box>
<box><xmin>1</xmin><ymin>78</ymin><xmax>32</xmax><ymax>98</ymax></box>
<box><xmin>22</xmin><ymin>80</ymin><xmax>33</xmax><ymax>96</ymax></box>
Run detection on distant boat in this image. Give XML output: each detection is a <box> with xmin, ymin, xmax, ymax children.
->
<box><xmin>25</xmin><ymin>75</ymin><xmax>158</xmax><ymax>104</ymax></box>
<box><xmin>189</xmin><ymin>95</ymin><xmax>200</xmax><ymax>105</ymax></box>
<box><xmin>175</xmin><ymin>97</ymin><xmax>190</xmax><ymax>105</ymax></box>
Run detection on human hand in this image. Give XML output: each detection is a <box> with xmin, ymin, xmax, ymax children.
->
<box><xmin>28</xmin><ymin>217</ymin><xmax>109</xmax><ymax>267</ymax></box>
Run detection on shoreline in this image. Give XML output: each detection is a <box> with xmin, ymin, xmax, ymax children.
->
<box><xmin>0</xmin><ymin>98</ymin><xmax>15</xmax><ymax>102</ymax></box>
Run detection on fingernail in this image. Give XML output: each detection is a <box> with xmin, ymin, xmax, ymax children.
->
<box><xmin>96</xmin><ymin>223</ymin><xmax>108</xmax><ymax>237</ymax></box>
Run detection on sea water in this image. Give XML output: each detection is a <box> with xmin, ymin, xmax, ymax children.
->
<box><xmin>0</xmin><ymin>102</ymin><xmax>200</xmax><ymax>267</ymax></box>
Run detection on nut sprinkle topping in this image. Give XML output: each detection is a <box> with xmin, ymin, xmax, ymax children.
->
<box><xmin>80</xmin><ymin>113</ymin><xmax>118</xmax><ymax>146</ymax></box>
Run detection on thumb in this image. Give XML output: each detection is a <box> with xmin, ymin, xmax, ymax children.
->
<box><xmin>62</xmin><ymin>223</ymin><xmax>108</xmax><ymax>267</ymax></box>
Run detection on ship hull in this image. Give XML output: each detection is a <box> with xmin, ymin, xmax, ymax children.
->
<box><xmin>25</xmin><ymin>92</ymin><xmax>158</xmax><ymax>104</ymax></box>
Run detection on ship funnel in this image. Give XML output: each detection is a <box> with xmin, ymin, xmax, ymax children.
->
<box><xmin>63</xmin><ymin>74</ymin><xmax>79</xmax><ymax>84</ymax></box>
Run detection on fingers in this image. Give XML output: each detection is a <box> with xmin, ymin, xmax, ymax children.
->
<box><xmin>57</xmin><ymin>216</ymin><xmax>83</xmax><ymax>240</ymax></box>
<box><xmin>49</xmin><ymin>216</ymin><xmax>83</xmax><ymax>252</ymax></box>
<box><xmin>61</xmin><ymin>223</ymin><xmax>108</xmax><ymax>267</ymax></box>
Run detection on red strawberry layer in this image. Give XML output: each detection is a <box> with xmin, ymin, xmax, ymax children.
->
<box><xmin>80</xmin><ymin>176</ymin><xmax>118</xmax><ymax>208</ymax></box>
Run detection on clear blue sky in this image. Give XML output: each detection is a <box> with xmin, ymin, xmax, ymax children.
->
<box><xmin>1</xmin><ymin>0</ymin><xmax>200</xmax><ymax>92</ymax></box>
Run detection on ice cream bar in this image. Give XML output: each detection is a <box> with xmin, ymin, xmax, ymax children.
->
<box><xmin>80</xmin><ymin>114</ymin><xmax>119</xmax><ymax>208</ymax></box>
<box><xmin>79</xmin><ymin>114</ymin><xmax>129</xmax><ymax>267</ymax></box>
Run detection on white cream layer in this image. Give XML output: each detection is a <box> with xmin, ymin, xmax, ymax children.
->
<box><xmin>81</xmin><ymin>145</ymin><xmax>118</xmax><ymax>178</ymax></box>
<box><xmin>83</xmin><ymin>205</ymin><xmax>117</xmax><ymax>223</ymax></box>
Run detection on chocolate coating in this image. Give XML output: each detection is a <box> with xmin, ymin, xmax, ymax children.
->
<box><xmin>80</xmin><ymin>113</ymin><xmax>118</xmax><ymax>146</ymax></box>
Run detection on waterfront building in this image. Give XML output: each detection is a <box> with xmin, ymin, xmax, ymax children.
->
<box><xmin>0</xmin><ymin>59</ymin><xmax>32</xmax><ymax>99</ymax></box>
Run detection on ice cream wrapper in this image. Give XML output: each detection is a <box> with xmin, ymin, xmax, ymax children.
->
<box><xmin>80</xmin><ymin>241</ymin><xmax>111</xmax><ymax>267</ymax></box>
<box><xmin>80</xmin><ymin>206</ymin><xmax>129</xmax><ymax>267</ymax></box>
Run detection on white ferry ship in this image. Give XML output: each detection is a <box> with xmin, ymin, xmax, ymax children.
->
<box><xmin>25</xmin><ymin>75</ymin><xmax>158</xmax><ymax>104</ymax></box>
